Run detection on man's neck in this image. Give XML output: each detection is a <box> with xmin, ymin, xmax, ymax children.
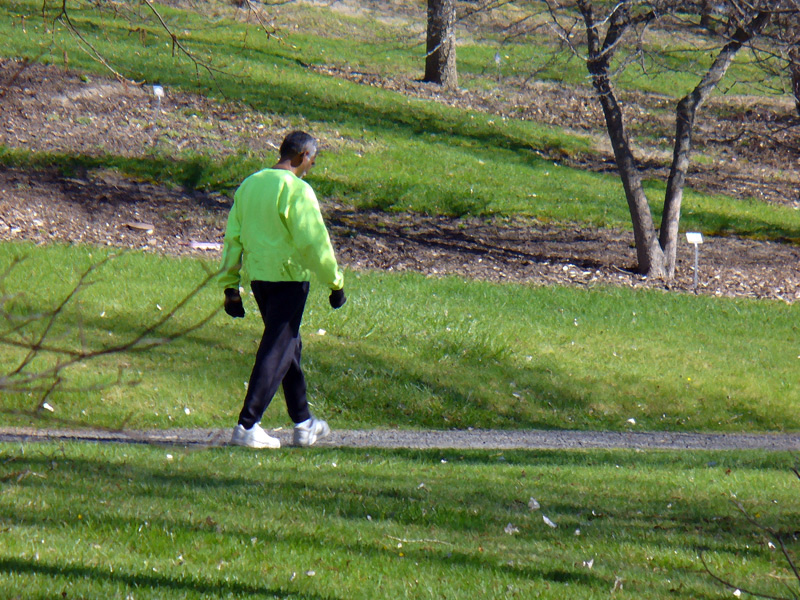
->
<box><xmin>271</xmin><ymin>159</ymin><xmax>296</xmax><ymax>174</ymax></box>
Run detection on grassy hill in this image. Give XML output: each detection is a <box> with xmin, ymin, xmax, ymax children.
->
<box><xmin>1</xmin><ymin>0</ymin><xmax>799</xmax><ymax>238</ymax></box>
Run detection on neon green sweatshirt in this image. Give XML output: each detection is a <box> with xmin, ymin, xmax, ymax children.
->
<box><xmin>218</xmin><ymin>168</ymin><xmax>344</xmax><ymax>291</ymax></box>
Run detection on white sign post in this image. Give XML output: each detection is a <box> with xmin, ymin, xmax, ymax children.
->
<box><xmin>153</xmin><ymin>85</ymin><xmax>164</xmax><ymax>114</ymax></box>
<box><xmin>686</xmin><ymin>232</ymin><xmax>704</xmax><ymax>291</ymax></box>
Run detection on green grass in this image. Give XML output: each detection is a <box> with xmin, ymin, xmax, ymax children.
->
<box><xmin>0</xmin><ymin>443</ymin><xmax>797</xmax><ymax>599</ymax></box>
<box><xmin>2</xmin><ymin>0</ymin><xmax>800</xmax><ymax>240</ymax></box>
<box><xmin>2</xmin><ymin>242</ymin><xmax>798</xmax><ymax>434</ymax></box>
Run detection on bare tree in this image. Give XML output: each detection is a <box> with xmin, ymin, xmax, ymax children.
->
<box><xmin>0</xmin><ymin>254</ymin><xmax>220</xmax><ymax>415</ymax></box>
<box><xmin>542</xmin><ymin>0</ymin><xmax>789</xmax><ymax>279</ymax></box>
<box><xmin>778</xmin><ymin>7</ymin><xmax>800</xmax><ymax>115</ymax></box>
<box><xmin>744</xmin><ymin>2</ymin><xmax>800</xmax><ymax>117</ymax></box>
<box><xmin>425</xmin><ymin>0</ymin><xmax>459</xmax><ymax>88</ymax></box>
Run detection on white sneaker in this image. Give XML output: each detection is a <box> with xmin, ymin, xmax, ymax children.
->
<box><xmin>293</xmin><ymin>416</ymin><xmax>330</xmax><ymax>447</ymax></box>
<box><xmin>230</xmin><ymin>423</ymin><xmax>280</xmax><ymax>449</ymax></box>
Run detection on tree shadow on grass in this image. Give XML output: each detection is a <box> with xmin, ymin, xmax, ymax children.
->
<box><xmin>322</xmin><ymin>200</ymin><xmax>617</xmax><ymax>269</ymax></box>
<box><xmin>0</xmin><ymin>453</ymin><xmax>646</xmax><ymax>595</ymax></box>
<box><xmin>0</xmin><ymin>557</ymin><xmax>322</xmax><ymax>600</ymax></box>
<box><xmin>306</xmin><ymin>340</ymin><xmax>591</xmax><ymax>430</ymax></box>
<box><xmin>1</xmin><ymin>449</ymin><xmax>785</xmax><ymax>599</ymax></box>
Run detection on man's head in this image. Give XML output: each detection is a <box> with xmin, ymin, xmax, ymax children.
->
<box><xmin>279</xmin><ymin>131</ymin><xmax>317</xmax><ymax>178</ymax></box>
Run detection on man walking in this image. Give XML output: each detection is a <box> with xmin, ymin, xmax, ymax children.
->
<box><xmin>219</xmin><ymin>131</ymin><xmax>346</xmax><ymax>449</ymax></box>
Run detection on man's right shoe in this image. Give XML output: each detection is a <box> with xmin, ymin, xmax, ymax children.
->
<box><xmin>293</xmin><ymin>416</ymin><xmax>331</xmax><ymax>447</ymax></box>
<box><xmin>230</xmin><ymin>423</ymin><xmax>281</xmax><ymax>449</ymax></box>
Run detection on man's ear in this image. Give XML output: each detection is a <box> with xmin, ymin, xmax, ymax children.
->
<box><xmin>291</xmin><ymin>151</ymin><xmax>307</xmax><ymax>168</ymax></box>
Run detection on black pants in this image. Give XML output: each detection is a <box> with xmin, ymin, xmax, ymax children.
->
<box><xmin>238</xmin><ymin>281</ymin><xmax>311</xmax><ymax>429</ymax></box>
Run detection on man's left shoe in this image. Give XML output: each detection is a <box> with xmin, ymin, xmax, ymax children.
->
<box><xmin>293</xmin><ymin>416</ymin><xmax>330</xmax><ymax>447</ymax></box>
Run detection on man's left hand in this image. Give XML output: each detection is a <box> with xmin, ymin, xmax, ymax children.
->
<box><xmin>329</xmin><ymin>288</ymin><xmax>347</xmax><ymax>309</ymax></box>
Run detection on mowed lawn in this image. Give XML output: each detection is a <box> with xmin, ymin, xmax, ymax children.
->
<box><xmin>0</xmin><ymin>443</ymin><xmax>798</xmax><ymax>600</ymax></box>
<box><xmin>0</xmin><ymin>242</ymin><xmax>797</xmax><ymax>434</ymax></box>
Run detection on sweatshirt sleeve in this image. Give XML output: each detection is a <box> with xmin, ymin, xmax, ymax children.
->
<box><xmin>288</xmin><ymin>186</ymin><xmax>344</xmax><ymax>290</ymax></box>
<box><xmin>218</xmin><ymin>197</ymin><xmax>244</xmax><ymax>290</ymax></box>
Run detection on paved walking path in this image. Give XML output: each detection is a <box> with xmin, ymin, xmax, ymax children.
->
<box><xmin>1</xmin><ymin>427</ymin><xmax>799</xmax><ymax>451</ymax></box>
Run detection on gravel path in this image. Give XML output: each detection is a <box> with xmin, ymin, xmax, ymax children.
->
<box><xmin>1</xmin><ymin>427</ymin><xmax>799</xmax><ymax>452</ymax></box>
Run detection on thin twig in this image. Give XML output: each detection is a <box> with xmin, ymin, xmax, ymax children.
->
<box><xmin>55</xmin><ymin>0</ymin><xmax>130</xmax><ymax>83</ymax></box>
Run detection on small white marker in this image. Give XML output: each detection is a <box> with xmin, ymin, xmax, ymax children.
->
<box><xmin>686</xmin><ymin>232</ymin><xmax>704</xmax><ymax>291</ymax></box>
<box><xmin>153</xmin><ymin>85</ymin><xmax>164</xmax><ymax>113</ymax></box>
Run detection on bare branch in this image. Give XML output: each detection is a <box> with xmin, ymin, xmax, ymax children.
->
<box><xmin>237</xmin><ymin>0</ymin><xmax>282</xmax><ymax>42</ymax></box>
<box><xmin>543</xmin><ymin>0</ymin><xmax>585</xmax><ymax>59</ymax></box>
<box><xmin>775</xmin><ymin>535</ymin><xmax>800</xmax><ymax>596</ymax></box>
<box><xmin>141</xmin><ymin>0</ymin><xmax>225</xmax><ymax>82</ymax></box>
<box><xmin>0</xmin><ymin>254</ymin><xmax>221</xmax><ymax>405</ymax></box>
<box><xmin>699</xmin><ymin>552</ymin><xmax>794</xmax><ymax>600</ymax></box>
<box><xmin>5</xmin><ymin>254</ymin><xmax>111</xmax><ymax>380</ymax></box>
<box><xmin>48</xmin><ymin>0</ymin><xmax>282</xmax><ymax>87</ymax></box>
<box><xmin>54</xmin><ymin>0</ymin><xmax>131</xmax><ymax>83</ymax></box>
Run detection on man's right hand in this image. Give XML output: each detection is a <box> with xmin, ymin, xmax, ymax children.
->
<box><xmin>224</xmin><ymin>288</ymin><xmax>245</xmax><ymax>318</ymax></box>
<box><xmin>329</xmin><ymin>288</ymin><xmax>346</xmax><ymax>309</ymax></box>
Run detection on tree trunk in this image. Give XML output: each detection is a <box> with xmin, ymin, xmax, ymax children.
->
<box><xmin>792</xmin><ymin>55</ymin><xmax>800</xmax><ymax>117</ymax></box>
<box><xmin>592</xmin><ymin>73</ymin><xmax>666</xmax><ymax>278</ymax></box>
<box><xmin>660</xmin><ymin>11</ymin><xmax>771</xmax><ymax>277</ymax></box>
<box><xmin>791</xmin><ymin>32</ymin><xmax>800</xmax><ymax>117</ymax></box>
<box><xmin>579</xmin><ymin>0</ymin><xmax>665</xmax><ymax>278</ymax></box>
<box><xmin>699</xmin><ymin>0</ymin><xmax>713</xmax><ymax>30</ymax></box>
<box><xmin>424</xmin><ymin>0</ymin><xmax>458</xmax><ymax>89</ymax></box>
<box><xmin>784</xmin><ymin>8</ymin><xmax>800</xmax><ymax>117</ymax></box>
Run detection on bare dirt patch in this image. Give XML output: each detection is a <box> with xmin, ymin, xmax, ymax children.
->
<box><xmin>1</xmin><ymin>59</ymin><xmax>799</xmax><ymax>302</ymax></box>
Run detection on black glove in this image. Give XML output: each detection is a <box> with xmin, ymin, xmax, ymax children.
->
<box><xmin>329</xmin><ymin>288</ymin><xmax>346</xmax><ymax>309</ymax></box>
<box><xmin>224</xmin><ymin>288</ymin><xmax>245</xmax><ymax>318</ymax></box>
